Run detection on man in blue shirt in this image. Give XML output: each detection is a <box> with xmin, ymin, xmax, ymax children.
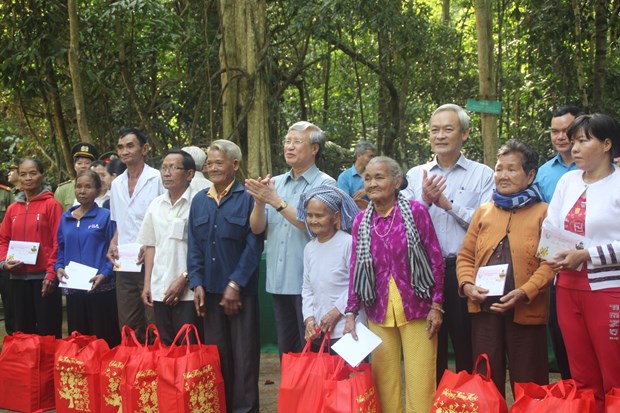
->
<box><xmin>534</xmin><ymin>105</ymin><xmax>583</xmax><ymax>381</ymax></box>
<box><xmin>337</xmin><ymin>140</ymin><xmax>376</xmax><ymax>201</ymax></box>
<box><xmin>534</xmin><ymin>106</ymin><xmax>583</xmax><ymax>202</ymax></box>
<box><xmin>246</xmin><ymin>121</ymin><xmax>336</xmax><ymax>358</ymax></box>
<box><xmin>188</xmin><ymin>140</ymin><xmax>264</xmax><ymax>413</ymax></box>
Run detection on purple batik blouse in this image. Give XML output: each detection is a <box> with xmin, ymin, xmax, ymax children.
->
<box><xmin>345</xmin><ymin>199</ymin><xmax>445</xmax><ymax>323</ymax></box>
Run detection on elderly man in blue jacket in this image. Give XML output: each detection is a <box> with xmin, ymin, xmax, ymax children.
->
<box><xmin>187</xmin><ymin>139</ymin><xmax>265</xmax><ymax>413</ymax></box>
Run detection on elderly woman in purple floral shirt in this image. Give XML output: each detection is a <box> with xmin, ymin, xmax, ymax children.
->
<box><xmin>343</xmin><ymin>156</ymin><xmax>445</xmax><ymax>413</ymax></box>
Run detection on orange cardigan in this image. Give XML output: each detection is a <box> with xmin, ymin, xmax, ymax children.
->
<box><xmin>456</xmin><ymin>202</ymin><xmax>554</xmax><ymax>325</ymax></box>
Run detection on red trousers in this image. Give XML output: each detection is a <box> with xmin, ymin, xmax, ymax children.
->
<box><xmin>557</xmin><ymin>286</ymin><xmax>620</xmax><ymax>413</ymax></box>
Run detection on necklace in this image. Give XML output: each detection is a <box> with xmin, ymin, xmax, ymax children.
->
<box><xmin>373</xmin><ymin>209</ymin><xmax>396</xmax><ymax>238</ymax></box>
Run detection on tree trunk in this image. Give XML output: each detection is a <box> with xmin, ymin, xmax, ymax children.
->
<box><xmin>591</xmin><ymin>0</ymin><xmax>609</xmax><ymax>112</ymax></box>
<box><xmin>474</xmin><ymin>0</ymin><xmax>498</xmax><ymax>167</ymax></box>
<box><xmin>219</xmin><ymin>0</ymin><xmax>271</xmax><ymax>177</ymax></box>
<box><xmin>443</xmin><ymin>0</ymin><xmax>451</xmax><ymax>24</ymax></box>
<box><xmin>571</xmin><ymin>0</ymin><xmax>590</xmax><ymax>110</ymax></box>
<box><xmin>67</xmin><ymin>0</ymin><xmax>92</xmax><ymax>143</ymax></box>
<box><xmin>45</xmin><ymin>60</ymin><xmax>73</xmax><ymax>177</ymax></box>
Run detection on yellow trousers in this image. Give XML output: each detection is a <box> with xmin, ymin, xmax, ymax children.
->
<box><xmin>369</xmin><ymin>277</ymin><xmax>437</xmax><ymax>413</ymax></box>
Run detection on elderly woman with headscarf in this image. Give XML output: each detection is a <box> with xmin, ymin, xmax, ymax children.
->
<box><xmin>343</xmin><ymin>156</ymin><xmax>444</xmax><ymax>413</ymax></box>
<box><xmin>297</xmin><ymin>185</ymin><xmax>361</xmax><ymax>350</ymax></box>
<box><xmin>457</xmin><ymin>140</ymin><xmax>554</xmax><ymax>397</ymax></box>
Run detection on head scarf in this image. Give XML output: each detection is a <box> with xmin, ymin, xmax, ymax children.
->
<box><xmin>297</xmin><ymin>185</ymin><xmax>360</xmax><ymax>237</ymax></box>
<box><xmin>353</xmin><ymin>192</ymin><xmax>435</xmax><ymax>305</ymax></box>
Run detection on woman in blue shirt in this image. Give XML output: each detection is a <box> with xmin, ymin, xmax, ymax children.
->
<box><xmin>56</xmin><ymin>170</ymin><xmax>120</xmax><ymax>346</ymax></box>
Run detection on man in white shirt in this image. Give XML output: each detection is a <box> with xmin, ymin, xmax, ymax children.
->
<box><xmin>138</xmin><ymin>149</ymin><xmax>199</xmax><ymax>345</ymax></box>
<box><xmin>107</xmin><ymin>128</ymin><xmax>164</xmax><ymax>343</ymax></box>
<box><xmin>402</xmin><ymin>104</ymin><xmax>494</xmax><ymax>381</ymax></box>
<box><xmin>182</xmin><ymin>145</ymin><xmax>212</xmax><ymax>192</ymax></box>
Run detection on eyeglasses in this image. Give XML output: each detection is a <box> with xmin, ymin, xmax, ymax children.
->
<box><xmin>282</xmin><ymin>138</ymin><xmax>307</xmax><ymax>147</ymax></box>
<box><xmin>159</xmin><ymin>166</ymin><xmax>186</xmax><ymax>173</ymax></box>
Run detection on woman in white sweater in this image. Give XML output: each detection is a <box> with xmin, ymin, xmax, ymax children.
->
<box><xmin>544</xmin><ymin>113</ymin><xmax>620</xmax><ymax>413</ymax></box>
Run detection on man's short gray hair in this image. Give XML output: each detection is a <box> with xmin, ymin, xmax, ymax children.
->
<box><xmin>431</xmin><ymin>104</ymin><xmax>470</xmax><ymax>131</ymax></box>
<box><xmin>354</xmin><ymin>141</ymin><xmax>377</xmax><ymax>156</ymax></box>
<box><xmin>207</xmin><ymin>139</ymin><xmax>242</xmax><ymax>162</ymax></box>
<box><xmin>288</xmin><ymin>121</ymin><xmax>326</xmax><ymax>157</ymax></box>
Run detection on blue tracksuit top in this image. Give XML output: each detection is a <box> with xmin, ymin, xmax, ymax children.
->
<box><xmin>55</xmin><ymin>204</ymin><xmax>116</xmax><ymax>277</ymax></box>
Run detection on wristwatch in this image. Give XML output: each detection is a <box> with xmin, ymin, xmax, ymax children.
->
<box><xmin>276</xmin><ymin>200</ymin><xmax>288</xmax><ymax>212</ymax></box>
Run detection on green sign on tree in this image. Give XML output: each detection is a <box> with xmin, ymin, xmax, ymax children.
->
<box><xmin>466</xmin><ymin>99</ymin><xmax>502</xmax><ymax>115</ymax></box>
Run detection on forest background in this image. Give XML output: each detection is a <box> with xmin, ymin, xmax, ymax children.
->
<box><xmin>1</xmin><ymin>0</ymin><xmax>619</xmax><ymax>184</ymax></box>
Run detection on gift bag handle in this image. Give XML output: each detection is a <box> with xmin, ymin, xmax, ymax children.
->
<box><xmin>145</xmin><ymin>323</ymin><xmax>163</xmax><ymax>348</ymax></box>
<box><xmin>546</xmin><ymin>379</ymin><xmax>578</xmax><ymax>400</ymax></box>
<box><xmin>301</xmin><ymin>331</ymin><xmax>331</xmax><ymax>355</ymax></box>
<box><xmin>473</xmin><ymin>353</ymin><xmax>492</xmax><ymax>381</ymax></box>
<box><xmin>121</xmin><ymin>325</ymin><xmax>140</xmax><ymax>346</ymax></box>
<box><xmin>170</xmin><ymin>323</ymin><xmax>203</xmax><ymax>354</ymax></box>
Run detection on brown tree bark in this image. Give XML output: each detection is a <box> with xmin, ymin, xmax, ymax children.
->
<box><xmin>592</xmin><ymin>0</ymin><xmax>609</xmax><ymax>112</ymax></box>
<box><xmin>571</xmin><ymin>0</ymin><xmax>590</xmax><ymax>110</ymax></box>
<box><xmin>67</xmin><ymin>0</ymin><xmax>92</xmax><ymax>144</ymax></box>
<box><xmin>219</xmin><ymin>0</ymin><xmax>271</xmax><ymax>177</ymax></box>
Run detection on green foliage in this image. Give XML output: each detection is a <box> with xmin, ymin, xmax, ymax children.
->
<box><xmin>1</xmin><ymin>0</ymin><xmax>619</xmax><ymax>182</ymax></box>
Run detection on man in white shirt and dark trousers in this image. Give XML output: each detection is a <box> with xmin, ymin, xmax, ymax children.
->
<box><xmin>108</xmin><ymin>128</ymin><xmax>165</xmax><ymax>343</ymax></box>
<box><xmin>138</xmin><ymin>149</ymin><xmax>200</xmax><ymax>345</ymax></box>
<box><xmin>403</xmin><ymin>104</ymin><xmax>494</xmax><ymax>382</ymax></box>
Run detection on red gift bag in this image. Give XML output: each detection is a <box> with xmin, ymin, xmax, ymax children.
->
<box><xmin>54</xmin><ymin>331</ymin><xmax>110</xmax><ymax>413</ymax></box>
<box><xmin>0</xmin><ymin>332</ymin><xmax>56</xmax><ymax>413</ymax></box>
<box><xmin>607</xmin><ymin>388</ymin><xmax>620</xmax><ymax>413</ymax></box>
<box><xmin>121</xmin><ymin>324</ymin><xmax>166</xmax><ymax>413</ymax></box>
<box><xmin>322</xmin><ymin>361</ymin><xmax>382</xmax><ymax>413</ymax></box>
<box><xmin>432</xmin><ymin>353</ymin><xmax>508</xmax><ymax>413</ymax></box>
<box><xmin>511</xmin><ymin>379</ymin><xmax>595</xmax><ymax>413</ymax></box>
<box><xmin>278</xmin><ymin>334</ymin><xmax>344</xmax><ymax>413</ymax></box>
<box><xmin>156</xmin><ymin>323</ymin><xmax>226</xmax><ymax>413</ymax></box>
<box><xmin>100</xmin><ymin>326</ymin><xmax>143</xmax><ymax>413</ymax></box>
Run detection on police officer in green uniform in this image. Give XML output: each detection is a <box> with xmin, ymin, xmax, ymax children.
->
<box><xmin>0</xmin><ymin>166</ymin><xmax>16</xmax><ymax>334</ymax></box>
<box><xmin>54</xmin><ymin>142</ymin><xmax>99</xmax><ymax>211</ymax></box>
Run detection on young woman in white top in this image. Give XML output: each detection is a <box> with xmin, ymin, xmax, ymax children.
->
<box><xmin>544</xmin><ymin>113</ymin><xmax>620</xmax><ymax>413</ymax></box>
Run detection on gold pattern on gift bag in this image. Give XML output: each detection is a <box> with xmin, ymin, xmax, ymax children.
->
<box><xmin>135</xmin><ymin>369</ymin><xmax>158</xmax><ymax>413</ymax></box>
<box><xmin>184</xmin><ymin>364</ymin><xmax>221</xmax><ymax>413</ymax></box>
<box><xmin>355</xmin><ymin>386</ymin><xmax>378</xmax><ymax>413</ymax></box>
<box><xmin>56</xmin><ymin>356</ymin><xmax>91</xmax><ymax>411</ymax></box>
<box><xmin>103</xmin><ymin>360</ymin><xmax>124</xmax><ymax>411</ymax></box>
<box><xmin>433</xmin><ymin>388</ymin><xmax>480</xmax><ymax>413</ymax></box>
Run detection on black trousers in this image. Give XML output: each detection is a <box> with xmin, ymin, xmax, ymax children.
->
<box><xmin>548</xmin><ymin>283</ymin><xmax>572</xmax><ymax>379</ymax></box>
<box><xmin>153</xmin><ymin>300</ymin><xmax>202</xmax><ymax>346</ymax></box>
<box><xmin>0</xmin><ymin>271</ymin><xmax>15</xmax><ymax>334</ymax></box>
<box><xmin>472</xmin><ymin>311</ymin><xmax>549</xmax><ymax>398</ymax></box>
<box><xmin>12</xmin><ymin>278</ymin><xmax>62</xmax><ymax>338</ymax></box>
<box><xmin>203</xmin><ymin>293</ymin><xmax>260</xmax><ymax>413</ymax></box>
<box><xmin>436</xmin><ymin>257</ymin><xmax>473</xmax><ymax>383</ymax></box>
<box><xmin>272</xmin><ymin>293</ymin><xmax>305</xmax><ymax>358</ymax></box>
<box><xmin>66</xmin><ymin>289</ymin><xmax>121</xmax><ymax>347</ymax></box>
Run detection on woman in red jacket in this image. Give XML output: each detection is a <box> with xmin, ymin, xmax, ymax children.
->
<box><xmin>0</xmin><ymin>158</ymin><xmax>64</xmax><ymax>337</ymax></box>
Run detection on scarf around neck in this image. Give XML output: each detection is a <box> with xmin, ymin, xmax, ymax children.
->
<box><xmin>353</xmin><ymin>192</ymin><xmax>435</xmax><ymax>306</ymax></box>
<box><xmin>492</xmin><ymin>183</ymin><xmax>542</xmax><ymax>211</ymax></box>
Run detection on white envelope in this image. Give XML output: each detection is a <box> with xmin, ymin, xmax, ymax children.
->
<box><xmin>475</xmin><ymin>264</ymin><xmax>509</xmax><ymax>296</ymax></box>
<box><xmin>7</xmin><ymin>240</ymin><xmax>40</xmax><ymax>265</ymax></box>
<box><xmin>537</xmin><ymin>222</ymin><xmax>591</xmax><ymax>269</ymax></box>
<box><xmin>115</xmin><ymin>243</ymin><xmax>142</xmax><ymax>273</ymax></box>
<box><xmin>331</xmin><ymin>321</ymin><xmax>382</xmax><ymax>367</ymax></box>
<box><xmin>60</xmin><ymin>261</ymin><xmax>98</xmax><ymax>291</ymax></box>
